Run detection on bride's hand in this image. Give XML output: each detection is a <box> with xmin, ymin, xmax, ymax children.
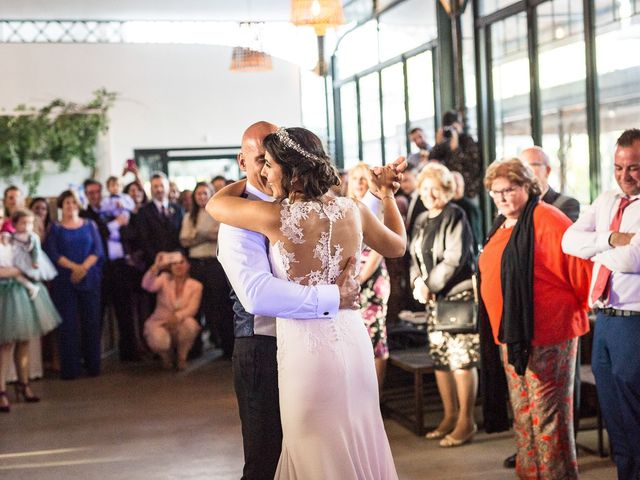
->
<box><xmin>370</xmin><ymin>159</ymin><xmax>406</xmax><ymax>197</ymax></box>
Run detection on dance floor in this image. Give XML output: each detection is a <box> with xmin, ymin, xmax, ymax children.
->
<box><xmin>0</xmin><ymin>352</ymin><xmax>616</xmax><ymax>479</ymax></box>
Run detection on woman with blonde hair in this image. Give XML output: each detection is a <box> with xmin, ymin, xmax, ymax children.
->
<box><xmin>347</xmin><ymin>162</ymin><xmax>391</xmax><ymax>390</ymax></box>
<box><xmin>478</xmin><ymin>157</ymin><xmax>591</xmax><ymax>478</ymax></box>
<box><xmin>410</xmin><ymin>162</ymin><xmax>480</xmax><ymax>447</ymax></box>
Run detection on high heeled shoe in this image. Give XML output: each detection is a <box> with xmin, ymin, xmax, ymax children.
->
<box><xmin>0</xmin><ymin>391</ymin><xmax>11</xmax><ymax>412</ymax></box>
<box><xmin>439</xmin><ymin>424</ymin><xmax>477</xmax><ymax>448</ymax></box>
<box><xmin>14</xmin><ymin>382</ymin><xmax>40</xmax><ymax>403</ymax></box>
<box><xmin>425</xmin><ymin>427</ymin><xmax>454</xmax><ymax>440</ymax></box>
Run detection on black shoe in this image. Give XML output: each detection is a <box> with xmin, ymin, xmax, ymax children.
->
<box><xmin>503</xmin><ymin>453</ymin><xmax>516</xmax><ymax>469</ymax></box>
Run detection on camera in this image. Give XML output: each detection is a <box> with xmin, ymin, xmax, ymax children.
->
<box><xmin>443</xmin><ymin>126</ymin><xmax>456</xmax><ymax>139</ymax></box>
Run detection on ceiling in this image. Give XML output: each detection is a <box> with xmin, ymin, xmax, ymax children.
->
<box><xmin>0</xmin><ymin>0</ymin><xmax>295</xmax><ymax>22</ymax></box>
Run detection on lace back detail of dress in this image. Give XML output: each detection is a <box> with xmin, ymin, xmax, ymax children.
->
<box><xmin>274</xmin><ymin>197</ymin><xmax>362</xmax><ymax>287</ymax></box>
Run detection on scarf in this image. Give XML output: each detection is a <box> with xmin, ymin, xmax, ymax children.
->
<box><xmin>497</xmin><ymin>195</ymin><xmax>538</xmax><ymax>375</ymax></box>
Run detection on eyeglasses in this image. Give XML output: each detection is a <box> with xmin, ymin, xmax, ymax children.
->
<box><xmin>489</xmin><ymin>186</ymin><xmax>520</xmax><ymax>199</ymax></box>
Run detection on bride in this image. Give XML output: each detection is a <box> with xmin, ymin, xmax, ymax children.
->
<box><xmin>207</xmin><ymin>126</ymin><xmax>405</xmax><ymax>479</ymax></box>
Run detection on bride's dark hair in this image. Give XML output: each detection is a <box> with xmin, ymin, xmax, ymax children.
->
<box><xmin>263</xmin><ymin>127</ymin><xmax>341</xmax><ymax>201</ymax></box>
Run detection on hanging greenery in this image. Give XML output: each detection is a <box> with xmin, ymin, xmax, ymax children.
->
<box><xmin>0</xmin><ymin>88</ymin><xmax>117</xmax><ymax>193</ymax></box>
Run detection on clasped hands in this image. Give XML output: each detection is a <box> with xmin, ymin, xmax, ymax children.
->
<box><xmin>69</xmin><ymin>262</ymin><xmax>89</xmax><ymax>284</ymax></box>
<box><xmin>368</xmin><ymin>157</ymin><xmax>407</xmax><ymax>198</ymax></box>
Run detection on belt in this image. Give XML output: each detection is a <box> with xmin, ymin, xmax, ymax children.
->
<box><xmin>595</xmin><ymin>308</ymin><xmax>640</xmax><ymax>317</ymax></box>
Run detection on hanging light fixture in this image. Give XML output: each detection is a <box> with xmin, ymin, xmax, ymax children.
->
<box><xmin>229</xmin><ymin>22</ymin><xmax>273</xmax><ymax>72</ymax></box>
<box><xmin>290</xmin><ymin>0</ymin><xmax>345</xmax><ymax>36</ymax></box>
<box><xmin>230</xmin><ymin>47</ymin><xmax>273</xmax><ymax>72</ymax></box>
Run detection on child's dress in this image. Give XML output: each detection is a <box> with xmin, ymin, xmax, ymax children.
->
<box><xmin>0</xmin><ymin>242</ymin><xmax>62</xmax><ymax>344</ymax></box>
<box><xmin>12</xmin><ymin>232</ymin><xmax>58</xmax><ymax>281</ymax></box>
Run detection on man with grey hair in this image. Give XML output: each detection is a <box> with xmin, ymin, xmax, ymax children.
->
<box><xmin>521</xmin><ymin>146</ymin><xmax>580</xmax><ymax>222</ymax></box>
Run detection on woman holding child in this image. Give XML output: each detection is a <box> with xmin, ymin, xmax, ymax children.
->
<box><xmin>1</xmin><ymin>189</ymin><xmax>62</xmax><ymax>412</ymax></box>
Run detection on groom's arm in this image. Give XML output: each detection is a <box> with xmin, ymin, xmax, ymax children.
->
<box><xmin>218</xmin><ymin>223</ymin><xmax>340</xmax><ymax>319</ymax></box>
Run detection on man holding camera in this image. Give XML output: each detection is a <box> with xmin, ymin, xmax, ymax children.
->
<box><xmin>430</xmin><ymin>110</ymin><xmax>482</xmax><ymax>200</ymax></box>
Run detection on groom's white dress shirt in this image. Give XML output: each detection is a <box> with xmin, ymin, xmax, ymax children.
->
<box><xmin>218</xmin><ymin>181</ymin><xmax>382</xmax><ymax>337</ymax></box>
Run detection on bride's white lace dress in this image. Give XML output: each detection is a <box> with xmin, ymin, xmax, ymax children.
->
<box><xmin>269</xmin><ymin>196</ymin><xmax>398</xmax><ymax>480</ymax></box>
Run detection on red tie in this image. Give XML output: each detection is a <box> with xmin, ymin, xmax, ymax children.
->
<box><xmin>590</xmin><ymin>197</ymin><xmax>637</xmax><ymax>304</ymax></box>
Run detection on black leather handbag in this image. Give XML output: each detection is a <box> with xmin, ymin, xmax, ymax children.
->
<box><xmin>433</xmin><ymin>276</ymin><xmax>478</xmax><ymax>334</ymax></box>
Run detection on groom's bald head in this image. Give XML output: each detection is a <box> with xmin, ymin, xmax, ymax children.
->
<box><xmin>238</xmin><ymin>121</ymin><xmax>278</xmax><ymax>195</ymax></box>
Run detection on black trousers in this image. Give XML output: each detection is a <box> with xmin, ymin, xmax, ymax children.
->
<box><xmin>189</xmin><ymin>257</ymin><xmax>235</xmax><ymax>358</ymax></box>
<box><xmin>233</xmin><ymin>336</ymin><xmax>282</xmax><ymax>480</ymax></box>
<box><xmin>104</xmin><ymin>258</ymin><xmax>140</xmax><ymax>360</ymax></box>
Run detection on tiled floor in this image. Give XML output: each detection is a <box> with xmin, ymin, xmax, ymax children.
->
<box><xmin>0</xmin><ymin>353</ymin><xmax>617</xmax><ymax>479</ymax></box>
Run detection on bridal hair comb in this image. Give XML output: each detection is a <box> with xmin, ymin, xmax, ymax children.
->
<box><xmin>275</xmin><ymin>127</ymin><xmax>324</xmax><ymax>162</ymax></box>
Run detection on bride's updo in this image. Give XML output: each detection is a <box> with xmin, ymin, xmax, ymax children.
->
<box><xmin>263</xmin><ymin>127</ymin><xmax>341</xmax><ymax>201</ymax></box>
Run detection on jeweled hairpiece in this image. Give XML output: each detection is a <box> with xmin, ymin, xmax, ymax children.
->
<box><xmin>275</xmin><ymin>127</ymin><xmax>323</xmax><ymax>162</ymax></box>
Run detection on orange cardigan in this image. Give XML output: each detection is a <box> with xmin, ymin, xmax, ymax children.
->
<box><xmin>479</xmin><ymin>202</ymin><xmax>592</xmax><ymax>346</ymax></box>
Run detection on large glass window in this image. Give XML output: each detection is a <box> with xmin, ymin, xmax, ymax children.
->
<box><xmin>381</xmin><ymin>63</ymin><xmax>407</xmax><ymax>162</ymax></box>
<box><xmin>596</xmin><ymin>7</ymin><xmax>640</xmax><ymax>191</ymax></box>
<box><xmin>491</xmin><ymin>13</ymin><xmax>532</xmax><ymax>160</ymax></box>
<box><xmin>378</xmin><ymin>0</ymin><xmax>437</xmax><ymax>62</ymax></box>
<box><xmin>340</xmin><ymin>83</ymin><xmax>360</xmax><ymax>169</ymax></box>
<box><xmin>334</xmin><ymin>20</ymin><xmax>379</xmax><ymax>79</ymax></box>
<box><xmin>538</xmin><ymin>0</ymin><xmax>590</xmax><ymax>203</ymax></box>
<box><xmin>461</xmin><ymin>3</ymin><xmax>478</xmax><ymax>138</ymax></box>
<box><xmin>359</xmin><ymin>73</ymin><xmax>384</xmax><ymax>164</ymax></box>
<box><xmin>407</xmin><ymin>50</ymin><xmax>436</xmax><ymax>150</ymax></box>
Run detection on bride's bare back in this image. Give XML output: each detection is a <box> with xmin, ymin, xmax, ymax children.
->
<box><xmin>269</xmin><ymin>196</ymin><xmax>362</xmax><ymax>286</ymax></box>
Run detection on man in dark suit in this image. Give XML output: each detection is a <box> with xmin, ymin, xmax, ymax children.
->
<box><xmin>80</xmin><ymin>178</ymin><xmax>140</xmax><ymax>361</ymax></box>
<box><xmin>137</xmin><ymin>172</ymin><xmax>184</xmax><ymax>268</ymax></box>
<box><xmin>399</xmin><ymin>168</ymin><xmax>426</xmax><ymax>239</ymax></box>
<box><xmin>522</xmin><ymin>146</ymin><xmax>580</xmax><ymax>221</ymax></box>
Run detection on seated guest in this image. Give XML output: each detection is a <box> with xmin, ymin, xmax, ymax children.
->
<box><xmin>142</xmin><ymin>252</ymin><xmax>202</xmax><ymax>370</ymax></box>
<box><xmin>478</xmin><ymin>158</ymin><xmax>591</xmax><ymax>479</ymax></box>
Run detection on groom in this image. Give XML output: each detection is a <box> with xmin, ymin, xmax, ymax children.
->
<box><xmin>217</xmin><ymin>121</ymin><xmax>405</xmax><ymax>480</ymax></box>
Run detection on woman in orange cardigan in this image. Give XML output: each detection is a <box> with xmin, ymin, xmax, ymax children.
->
<box><xmin>478</xmin><ymin>158</ymin><xmax>591</xmax><ymax>479</ymax></box>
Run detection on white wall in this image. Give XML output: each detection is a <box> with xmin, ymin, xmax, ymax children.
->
<box><xmin>0</xmin><ymin>42</ymin><xmax>302</xmax><ymax>196</ymax></box>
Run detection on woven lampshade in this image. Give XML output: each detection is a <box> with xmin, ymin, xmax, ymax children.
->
<box><xmin>229</xmin><ymin>47</ymin><xmax>273</xmax><ymax>72</ymax></box>
<box><xmin>290</xmin><ymin>0</ymin><xmax>345</xmax><ymax>36</ymax></box>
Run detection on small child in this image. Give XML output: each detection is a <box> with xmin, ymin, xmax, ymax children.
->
<box><xmin>0</xmin><ymin>230</ymin><xmax>40</xmax><ymax>300</ymax></box>
<box><xmin>10</xmin><ymin>209</ymin><xmax>58</xmax><ymax>295</ymax></box>
<box><xmin>100</xmin><ymin>175</ymin><xmax>135</xmax><ymax>221</ymax></box>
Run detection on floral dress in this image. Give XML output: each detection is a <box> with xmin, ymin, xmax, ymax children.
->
<box><xmin>359</xmin><ymin>247</ymin><xmax>390</xmax><ymax>359</ymax></box>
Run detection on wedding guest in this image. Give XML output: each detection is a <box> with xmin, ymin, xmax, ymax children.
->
<box><xmin>211</xmin><ymin>175</ymin><xmax>227</xmax><ymax>193</ymax></box>
<box><xmin>498</xmin><ymin>145</ymin><xmax>582</xmax><ymax>470</ymax></box>
<box><xmin>0</xmin><ymin>231</ymin><xmax>62</xmax><ymax>411</ymax></box>
<box><xmin>80</xmin><ymin>179</ymin><xmax>109</xmax><ymax>254</ymax></box>
<box><xmin>562</xmin><ymin>129</ymin><xmax>640</xmax><ymax>480</ymax></box>
<box><xmin>348</xmin><ymin>163</ymin><xmax>391</xmax><ymax>391</ymax></box>
<box><xmin>410</xmin><ymin>163</ymin><xmax>479</xmax><ymax>447</ymax></box>
<box><xmin>1</xmin><ymin>186</ymin><xmax>24</xmax><ymax>233</ymax></box>
<box><xmin>178</xmin><ymin>189</ymin><xmax>193</xmax><ymax>213</ymax></box>
<box><xmin>180</xmin><ymin>182</ymin><xmax>234</xmax><ymax>357</ymax></box>
<box><xmin>45</xmin><ymin>190</ymin><xmax>104</xmax><ymax>379</ymax></box>
<box><xmin>142</xmin><ymin>252</ymin><xmax>202</xmax><ymax>370</ymax></box>
<box><xmin>29</xmin><ymin>197</ymin><xmax>52</xmax><ymax>242</ymax></box>
<box><xmin>137</xmin><ymin>173</ymin><xmax>184</xmax><ymax>269</ymax></box>
<box><xmin>450</xmin><ymin>172</ymin><xmax>482</xmax><ymax>252</ymax></box>
<box><xmin>100</xmin><ymin>175</ymin><xmax>135</xmax><ymax>222</ymax></box>
<box><xmin>407</xmin><ymin>127</ymin><xmax>431</xmax><ymax>170</ymax></box>
<box><xmin>121</xmin><ymin>181</ymin><xmax>151</xmax><ymax>353</ymax></box>
<box><xmin>168</xmin><ymin>181</ymin><xmax>181</xmax><ymax>205</ymax></box>
<box><xmin>478</xmin><ymin>158</ymin><xmax>591</xmax><ymax>479</ymax></box>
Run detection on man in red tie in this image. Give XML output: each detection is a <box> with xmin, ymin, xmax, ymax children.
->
<box><xmin>562</xmin><ymin>128</ymin><xmax>640</xmax><ymax>480</ymax></box>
